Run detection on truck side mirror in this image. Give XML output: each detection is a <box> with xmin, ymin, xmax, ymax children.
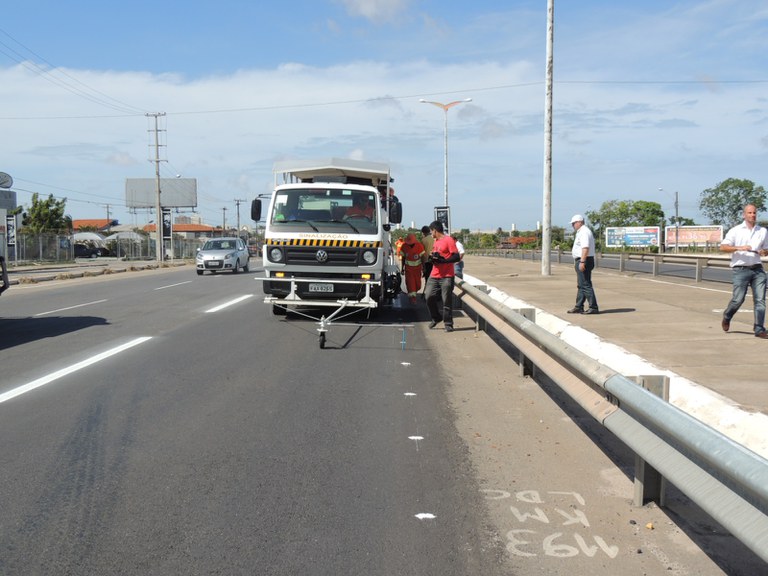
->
<box><xmin>251</xmin><ymin>199</ymin><xmax>262</xmax><ymax>221</ymax></box>
<box><xmin>389</xmin><ymin>201</ymin><xmax>402</xmax><ymax>224</ymax></box>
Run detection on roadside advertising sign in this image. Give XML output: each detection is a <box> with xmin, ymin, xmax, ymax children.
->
<box><xmin>665</xmin><ymin>225</ymin><xmax>723</xmax><ymax>247</ymax></box>
<box><xmin>605</xmin><ymin>226</ymin><xmax>660</xmax><ymax>248</ymax></box>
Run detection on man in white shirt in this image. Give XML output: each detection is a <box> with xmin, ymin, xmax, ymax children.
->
<box><xmin>567</xmin><ymin>214</ymin><xmax>599</xmax><ymax>315</ymax></box>
<box><xmin>720</xmin><ymin>204</ymin><xmax>768</xmax><ymax>338</ymax></box>
<box><xmin>452</xmin><ymin>234</ymin><xmax>465</xmax><ymax>278</ymax></box>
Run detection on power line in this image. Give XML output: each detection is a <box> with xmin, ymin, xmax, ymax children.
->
<box><xmin>0</xmin><ymin>27</ymin><xmax>146</xmax><ymax>115</ymax></box>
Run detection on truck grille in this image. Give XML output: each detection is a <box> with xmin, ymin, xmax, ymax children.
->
<box><xmin>285</xmin><ymin>246</ymin><xmax>366</xmax><ymax>266</ymax></box>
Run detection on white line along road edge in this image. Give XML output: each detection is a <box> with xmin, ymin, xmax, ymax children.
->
<box><xmin>0</xmin><ymin>337</ymin><xmax>152</xmax><ymax>405</ymax></box>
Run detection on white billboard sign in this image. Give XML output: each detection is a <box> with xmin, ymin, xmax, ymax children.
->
<box><xmin>125</xmin><ymin>178</ymin><xmax>198</xmax><ymax>209</ymax></box>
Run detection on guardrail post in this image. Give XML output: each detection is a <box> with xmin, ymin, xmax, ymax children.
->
<box><xmin>696</xmin><ymin>258</ymin><xmax>704</xmax><ymax>282</ymax></box>
<box><xmin>632</xmin><ymin>374</ymin><xmax>670</xmax><ymax>506</ymax></box>
<box><xmin>619</xmin><ymin>252</ymin><xmax>626</xmax><ymax>272</ymax></box>
<box><xmin>652</xmin><ymin>255</ymin><xmax>660</xmax><ymax>277</ymax></box>
<box><xmin>514</xmin><ymin>308</ymin><xmax>536</xmax><ymax>377</ymax></box>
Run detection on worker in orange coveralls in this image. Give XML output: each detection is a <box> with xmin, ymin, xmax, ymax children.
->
<box><xmin>401</xmin><ymin>233</ymin><xmax>425</xmax><ymax>304</ymax></box>
<box><xmin>395</xmin><ymin>236</ymin><xmax>405</xmax><ymax>263</ymax></box>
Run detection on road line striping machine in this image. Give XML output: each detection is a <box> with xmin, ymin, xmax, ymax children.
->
<box><xmin>250</xmin><ymin>158</ymin><xmax>404</xmax><ymax>347</ymax></box>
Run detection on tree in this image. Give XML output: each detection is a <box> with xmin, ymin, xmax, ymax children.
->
<box><xmin>699</xmin><ymin>178</ymin><xmax>766</xmax><ymax>229</ymax></box>
<box><xmin>23</xmin><ymin>193</ymin><xmax>71</xmax><ymax>233</ymax></box>
<box><xmin>585</xmin><ymin>199</ymin><xmax>665</xmax><ymax>247</ymax></box>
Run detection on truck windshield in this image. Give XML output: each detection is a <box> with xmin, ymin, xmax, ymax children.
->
<box><xmin>270</xmin><ymin>189</ymin><xmax>378</xmax><ymax>234</ymax></box>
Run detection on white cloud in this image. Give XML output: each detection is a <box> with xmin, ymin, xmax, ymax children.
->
<box><xmin>336</xmin><ymin>0</ymin><xmax>411</xmax><ymax>23</ymax></box>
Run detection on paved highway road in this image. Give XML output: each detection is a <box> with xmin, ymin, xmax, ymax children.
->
<box><xmin>0</xmin><ymin>266</ymin><xmax>762</xmax><ymax>575</ymax></box>
<box><xmin>0</xmin><ymin>268</ymin><xmax>507</xmax><ymax>575</ymax></box>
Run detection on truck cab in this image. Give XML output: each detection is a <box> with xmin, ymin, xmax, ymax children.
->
<box><xmin>252</xmin><ymin>158</ymin><xmax>402</xmax><ymax>314</ymax></box>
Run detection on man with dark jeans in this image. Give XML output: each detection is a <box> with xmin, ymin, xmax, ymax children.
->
<box><xmin>720</xmin><ymin>204</ymin><xmax>768</xmax><ymax>338</ymax></box>
<box><xmin>567</xmin><ymin>214</ymin><xmax>599</xmax><ymax>315</ymax></box>
<box><xmin>425</xmin><ymin>220</ymin><xmax>460</xmax><ymax>332</ymax></box>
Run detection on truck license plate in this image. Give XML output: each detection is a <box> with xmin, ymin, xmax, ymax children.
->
<box><xmin>309</xmin><ymin>283</ymin><xmax>334</xmax><ymax>293</ymax></box>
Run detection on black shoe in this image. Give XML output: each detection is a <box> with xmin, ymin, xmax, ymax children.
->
<box><xmin>722</xmin><ymin>317</ymin><xmax>730</xmax><ymax>332</ymax></box>
<box><xmin>445</xmin><ymin>325</ymin><xmax>454</xmax><ymax>332</ymax></box>
<box><xmin>756</xmin><ymin>330</ymin><xmax>768</xmax><ymax>339</ymax></box>
<box><xmin>429</xmin><ymin>320</ymin><xmax>440</xmax><ymax>329</ymax></box>
<box><xmin>583</xmin><ymin>308</ymin><xmax>600</xmax><ymax>315</ymax></box>
<box><xmin>566</xmin><ymin>307</ymin><xmax>583</xmax><ymax>314</ymax></box>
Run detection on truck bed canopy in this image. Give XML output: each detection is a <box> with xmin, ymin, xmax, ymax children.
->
<box><xmin>273</xmin><ymin>158</ymin><xmax>391</xmax><ymax>188</ymax></box>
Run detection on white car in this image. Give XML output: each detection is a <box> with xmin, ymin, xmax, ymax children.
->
<box><xmin>196</xmin><ymin>237</ymin><xmax>250</xmax><ymax>275</ymax></box>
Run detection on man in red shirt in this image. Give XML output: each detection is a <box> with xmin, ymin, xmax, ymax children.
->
<box><xmin>425</xmin><ymin>220</ymin><xmax>461</xmax><ymax>332</ymax></box>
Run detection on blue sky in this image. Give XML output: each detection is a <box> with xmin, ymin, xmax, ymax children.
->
<box><xmin>1</xmin><ymin>0</ymin><xmax>767</xmax><ymax>232</ymax></box>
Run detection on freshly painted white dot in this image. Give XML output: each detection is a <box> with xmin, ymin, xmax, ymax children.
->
<box><xmin>401</xmin><ymin>362</ymin><xmax>411</xmax><ymax>366</ymax></box>
<box><xmin>415</xmin><ymin>513</ymin><xmax>436</xmax><ymax>520</ymax></box>
<box><xmin>408</xmin><ymin>436</ymin><xmax>424</xmax><ymax>441</ymax></box>
<box><xmin>404</xmin><ymin>392</ymin><xmax>417</xmax><ymax>397</ymax></box>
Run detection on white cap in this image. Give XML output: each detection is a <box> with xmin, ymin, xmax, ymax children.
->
<box><xmin>570</xmin><ymin>214</ymin><xmax>585</xmax><ymax>224</ymax></box>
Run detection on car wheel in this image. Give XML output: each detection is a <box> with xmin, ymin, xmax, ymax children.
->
<box><xmin>243</xmin><ymin>260</ymin><xmax>250</xmax><ymax>273</ymax></box>
<box><xmin>196</xmin><ymin>270</ymin><xmax>203</xmax><ymax>276</ymax></box>
<box><xmin>233</xmin><ymin>260</ymin><xmax>240</xmax><ymax>274</ymax></box>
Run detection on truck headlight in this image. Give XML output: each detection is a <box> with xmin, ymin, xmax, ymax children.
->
<box><xmin>362</xmin><ymin>250</ymin><xmax>376</xmax><ymax>264</ymax></box>
<box><xmin>269</xmin><ymin>247</ymin><xmax>284</xmax><ymax>262</ymax></box>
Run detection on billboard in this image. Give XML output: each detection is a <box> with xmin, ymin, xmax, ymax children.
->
<box><xmin>434</xmin><ymin>206</ymin><xmax>451</xmax><ymax>235</ymax></box>
<box><xmin>665</xmin><ymin>225</ymin><xmax>723</xmax><ymax>247</ymax></box>
<box><xmin>125</xmin><ymin>178</ymin><xmax>198</xmax><ymax>209</ymax></box>
<box><xmin>605</xmin><ymin>226</ymin><xmax>661</xmax><ymax>248</ymax></box>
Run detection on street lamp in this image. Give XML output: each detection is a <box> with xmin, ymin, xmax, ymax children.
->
<box><xmin>419</xmin><ymin>98</ymin><xmax>472</xmax><ymax>209</ymax></box>
<box><xmin>659</xmin><ymin>187</ymin><xmax>680</xmax><ymax>253</ymax></box>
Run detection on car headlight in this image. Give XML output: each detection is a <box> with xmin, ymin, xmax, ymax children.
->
<box><xmin>362</xmin><ymin>250</ymin><xmax>376</xmax><ymax>264</ymax></box>
<box><xmin>196</xmin><ymin>253</ymin><xmax>204</xmax><ymax>261</ymax></box>
<box><xmin>269</xmin><ymin>247</ymin><xmax>284</xmax><ymax>262</ymax></box>
<box><xmin>225</xmin><ymin>252</ymin><xmax>236</xmax><ymax>260</ymax></box>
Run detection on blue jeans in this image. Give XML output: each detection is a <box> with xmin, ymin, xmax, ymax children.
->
<box><xmin>724</xmin><ymin>266</ymin><xmax>766</xmax><ymax>334</ymax></box>
<box><xmin>425</xmin><ymin>276</ymin><xmax>455</xmax><ymax>327</ymax></box>
<box><xmin>574</xmin><ymin>257</ymin><xmax>598</xmax><ymax>311</ymax></box>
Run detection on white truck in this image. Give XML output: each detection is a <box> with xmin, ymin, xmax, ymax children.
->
<box><xmin>0</xmin><ymin>256</ymin><xmax>7</xmax><ymax>296</ymax></box>
<box><xmin>251</xmin><ymin>158</ymin><xmax>403</xmax><ymax>322</ymax></box>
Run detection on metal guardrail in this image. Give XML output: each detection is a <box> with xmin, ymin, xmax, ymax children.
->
<box><xmin>469</xmin><ymin>249</ymin><xmax>736</xmax><ymax>283</ymax></box>
<box><xmin>455</xmin><ymin>278</ymin><xmax>768</xmax><ymax>563</ymax></box>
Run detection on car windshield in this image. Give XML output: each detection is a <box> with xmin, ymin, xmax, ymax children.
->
<box><xmin>270</xmin><ymin>188</ymin><xmax>378</xmax><ymax>234</ymax></box>
<box><xmin>203</xmin><ymin>240</ymin><xmax>237</xmax><ymax>250</ymax></box>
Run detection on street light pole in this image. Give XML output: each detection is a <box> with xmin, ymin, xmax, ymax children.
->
<box><xmin>420</xmin><ymin>98</ymin><xmax>472</xmax><ymax>209</ymax></box>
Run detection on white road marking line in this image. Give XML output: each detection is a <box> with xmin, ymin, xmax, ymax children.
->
<box><xmin>415</xmin><ymin>513</ymin><xmax>436</xmax><ymax>520</ymax></box>
<box><xmin>205</xmin><ymin>294</ymin><xmax>254</xmax><ymax>313</ymax></box>
<box><xmin>0</xmin><ymin>337</ymin><xmax>152</xmax><ymax>405</ymax></box>
<box><xmin>34</xmin><ymin>299</ymin><xmax>108</xmax><ymax>317</ymax></box>
<box><xmin>155</xmin><ymin>281</ymin><xmax>193</xmax><ymax>290</ymax></box>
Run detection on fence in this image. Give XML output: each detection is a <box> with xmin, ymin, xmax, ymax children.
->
<box><xmin>0</xmin><ymin>233</ymin><xmax>206</xmax><ymax>264</ymax></box>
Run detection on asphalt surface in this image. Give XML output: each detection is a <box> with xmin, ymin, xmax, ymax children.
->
<box><xmin>1</xmin><ymin>263</ymin><xmax>763</xmax><ymax>574</ymax></box>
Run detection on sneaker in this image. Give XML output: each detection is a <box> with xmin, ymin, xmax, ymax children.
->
<box><xmin>583</xmin><ymin>308</ymin><xmax>600</xmax><ymax>315</ymax></box>
<box><xmin>445</xmin><ymin>325</ymin><xmax>454</xmax><ymax>332</ymax></box>
<box><xmin>566</xmin><ymin>307</ymin><xmax>583</xmax><ymax>314</ymax></box>
<box><xmin>428</xmin><ymin>320</ymin><xmax>440</xmax><ymax>329</ymax></box>
<box><xmin>756</xmin><ymin>331</ymin><xmax>768</xmax><ymax>339</ymax></box>
<box><xmin>722</xmin><ymin>317</ymin><xmax>730</xmax><ymax>332</ymax></box>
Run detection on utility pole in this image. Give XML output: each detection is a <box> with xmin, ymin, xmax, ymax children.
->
<box><xmin>222</xmin><ymin>207</ymin><xmax>228</xmax><ymax>236</ymax></box>
<box><xmin>675</xmin><ymin>191</ymin><xmax>680</xmax><ymax>253</ymax></box>
<box><xmin>541</xmin><ymin>0</ymin><xmax>554</xmax><ymax>276</ymax></box>
<box><xmin>146</xmin><ymin>112</ymin><xmax>166</xmax><ymax>262</ymax></box>
<box><xmin>234</xmin><ymin>199</ymin><xmax>247</xmax><ymax>239</ymax></box>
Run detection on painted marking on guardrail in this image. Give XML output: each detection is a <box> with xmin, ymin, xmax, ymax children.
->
<box><xmin>205</xmin><ymin>294</ymin><xmax>254</xmax><ymax>313</ymax></box>
<box><xmin>0</xmin><ymin>337</ymin><xmax>152</xmax><ymax>405</ymax></box>
<box><xmin>34</xmin><ymin>299</ymin><xmax>108</xmax><ymax>317</ymax></box>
